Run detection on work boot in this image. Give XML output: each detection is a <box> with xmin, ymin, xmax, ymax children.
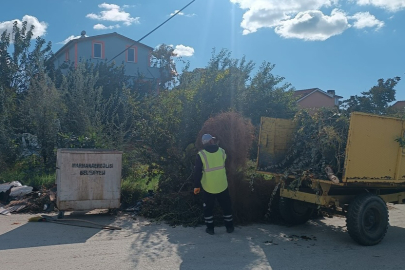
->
<box><xmin>226</xmin><ymin>226</ymin><xmax>234</xmax><ymax>233</ymax></box>
<box><xmin>206</xmin><ymin>227</ymin><xmax>215</xmax><ymax>235</ymax></box>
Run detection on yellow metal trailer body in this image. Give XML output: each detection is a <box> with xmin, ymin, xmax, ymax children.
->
<box><xmin>257</xmin><ymin>112</ymin><xmax>405</xmax><ymax>187</ymax></box>
<box><xmin>257</xmin><ymin>112</ymin><xmax>405</xmax><ymax>245</ymax></box>
<box><xmin>344</xmin><ymin>113</ymin><xmax>405</xmax><ymax>183</ymax></box>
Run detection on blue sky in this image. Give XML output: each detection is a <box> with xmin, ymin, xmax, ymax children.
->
<box><xmin>1</xmin><ymin>0</ymin><xmax>404</xmax><ymax>101</ymax></box>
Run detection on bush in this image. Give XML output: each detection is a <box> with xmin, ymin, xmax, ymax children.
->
<box><xmin>120</xmin><ymin>165</ymin><xmax>159</xmax><ymax>206</ymax></box>
<box><xmin>0</xmin><ymin>155</ymin><xmax>54</xmax><ymax>187</ymax></box>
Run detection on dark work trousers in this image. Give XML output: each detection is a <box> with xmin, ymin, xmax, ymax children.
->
<box><xmin>203</xmin><ymin>188</ymin><xmax>233</xmax><ymax>229</ymax></box>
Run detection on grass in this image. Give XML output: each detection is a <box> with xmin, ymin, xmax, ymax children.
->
<box><xmin>0</xmin><ymin>155</ymin><xmax>56</xmax><ymax>188</ymax></box>
<box><xmin>0</xmin><ymin>170</ymin><xmax>56</xmax><ymax>188</ymax></box>
<box><xmin>121</xmin><ymin>174</ymin><xmax>159</xmax><ymax>206</ymax></box>
<box><xmin>0</xmin><ymin>162</ymin><xmax>56</xmax><ymax>189</ymax></box>
<box><xmin>28</xmin><ymin>174</ymin><xmax>56</xmax><ymax>188</ymax></box>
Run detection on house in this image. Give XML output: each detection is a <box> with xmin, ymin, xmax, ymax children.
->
<box><xmin>391</xmin><ymin>101</ymin><xmax>405</xmax><ymax>111</ymax></box>
<box><xmin>294</xmin><ymin>88</ymin><xmax>342</xmax><ymax>111</ymax></box>
<box><xmin>51</xmin><ymin>31</ymin><xmax>160</xmax><ymax>81</ymax></box>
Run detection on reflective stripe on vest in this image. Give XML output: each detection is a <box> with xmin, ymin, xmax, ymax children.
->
<box><xmin>199</xmin><ymin>150</ymin><xmax>225</xmax><ymax>172</ymax></box>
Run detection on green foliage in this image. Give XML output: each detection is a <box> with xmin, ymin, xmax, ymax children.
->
<box><xmin>261</xmin><ymin>109</ymin><xmax>349</xmax><ymax>182</ymax></box>
<box><xmin>395</xmin><ymin>136</ymin><xmax>405</xmax><ymax>148</ymax></box>
<box><xmin>242</xmin><ymin>62</ymin><xmax>297</xmax><ymax>125</ymax></box>
<box><xmin>245</xmin><ymin>160</ymin><xmax>273</xmax><ymax>181</ymax></box>
<box><xmin>57</xmin><ymin>133</ymin><xmax>102</xmax><ymax>149</ymax></box>
<box><xmin>0</xmin><ymin>21</ymin><xmax>52</xmax><ymax>93</ymax></box>
<box><xmin>0</xmin><ymin>22</ymin><xmax>52</xmax><ymax>170</ymax></box>
<box><xmin>19</xmin><ymin>71</ymin><xmax>62</xmax><ymax>167</ymax></box>
<box><xmin>182</xmin><ymin>49</ymin><xmax>254</xmax><ymax>124</ymax></box>
<box><xmin>27</xmin><ymin>173</ymin><xmax>55</xmax><ymax>189</ymax></box>
<box><xmin>59</xmin><ymin>63</ymin><xmax>103</xmax><ymax>136</ymax></box>
<box><xmin>342</xmin><ymin>77</ymin><xmax>401</xmax><ymax>115</ymax></box>
<box><xmin>101</xmin><ymin>87</ymin><xmax>140</xmax><ymax>149</ymax></box>
<box><xmin>0</xmin><ymin>86</ymin><xmax>18</xmax><ymax>167</ymax></box>
<box><xmin>151</xmin><ymin>44</ymin><xmax>179</xmax><ymax>90</ymax></box>
<box><xmin>0</xmin><ymin>155</ymin><xmax>51</xmax><ymax>185</ymax></box>
<box><xmin>121</xmin><ymin>165</ymin><xmax>159</xmax><ymax>205</ymax></box>
<box><xmin>91</xmin><ymin>61</ymin><xmax>128</xmax><ymax>100</ymax></box>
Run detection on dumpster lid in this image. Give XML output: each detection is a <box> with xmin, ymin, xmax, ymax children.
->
<box><xmin>57</xmin><ymin>148</ymin><xmax>123</xmax><ymax>154</ymax></box>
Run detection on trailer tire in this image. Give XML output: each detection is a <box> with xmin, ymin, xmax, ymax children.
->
<box><xmin>346</xmin><ymin>193</ymin><xmax>388</xmax><ymax>246</ymax></box>
<box><xmin>279</xmin><ymin>197</ymin><xmax>314</xmax><ymax>225</ymax></box>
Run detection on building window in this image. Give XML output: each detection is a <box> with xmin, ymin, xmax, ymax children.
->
<box><xmin>128</xmin><ymin>48</ymin><xmax>135</xmax><ymax>62</ymax></box>
<box><xmin>126</xmin><ymin>45</ymin><xmax>137</xmax><ymax>63</ymax></box>
<box><xmin>93</xmin><ymin>43</ymin><xmax>102</xmax><ymax>58</ymax></box>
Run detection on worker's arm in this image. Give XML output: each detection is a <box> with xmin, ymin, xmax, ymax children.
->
<box><xmin>193</xmin><ymin>154</ymin><xmax>203</xmax><ymax>189</ymax></box>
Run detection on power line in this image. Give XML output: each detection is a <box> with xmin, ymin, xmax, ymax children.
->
<box><xmin>108</xmin><ymin>0</ymin><xmax>196</xmax><ymax>63</ymax></box>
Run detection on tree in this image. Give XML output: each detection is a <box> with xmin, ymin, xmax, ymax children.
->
<box><xmin>19</xmin><ymin>70</ymin><xmax>61</xmax><ymax>167</ymax></box>
<box><xmin>241</xmin><ymin>62</ymin><xmax>296</xmax><ymax>125</ymax></box>
<box><xmin>342</xmin><ymin>77</ymin><xmax>401</xmax><ymax>115</ymax></box>
<box><xmin>0</xmin><ymin>20</ymin><xmax>52</xmax><ymax>168</ymax></box>
<box><xmin>59</xmin><ymin>63</ymin><xmax>103</xmax><ymax>137</ymax></box>
<box><xmin>151</xmin><ymin>44</ymin><xmax>179</xmax><ymax>90</ymax></box>
<box><xmin>0</xmin><ymin>85</ymin><xmax>17</xmax><ymax>167</ymax></box>
<box><xmin>178</xmin><ymin>49</ymin><xmax>254</xmax><ymax>137</ymax></box>
<box><xmin>0</xmin><ymin>21</ymin><xmax>52</xmax><ymax>93</ymax></box>
<box><xmin>176</xmin><ymin>49</ymin><xmax>296</xmax><ymax>145</ymax></box>
<box><xmin>91</xmin><ymin>61</ymin><xmax>128</xmax><ymax>100</ymax></box>
<box><xmin>101</xmin><ymin>87</ymin><xmax>140</xmax><ymax>149</ymax></box>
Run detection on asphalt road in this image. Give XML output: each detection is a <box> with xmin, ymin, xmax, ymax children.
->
<box><xmin>1</xmin><ymin>205</ymin><xmax>405</xmax><ymax>270</ymax></box>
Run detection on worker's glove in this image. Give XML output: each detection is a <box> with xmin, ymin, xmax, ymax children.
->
<box><xmin>194</xmin><ymin>188</ymin><xmax>201</xmax><ymax>195</ymax></box>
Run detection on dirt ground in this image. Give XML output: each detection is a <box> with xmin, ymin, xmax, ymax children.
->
<box><xmin>1</xmin><ymin>204</ymin><xmax>405</xmax><ymax>270</ymax></box>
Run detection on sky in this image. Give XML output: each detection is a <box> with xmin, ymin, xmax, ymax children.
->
<box><xmin>1</xmin><ymin>0</ymin><xmax>405</xmax><ymax>101</ymax></box>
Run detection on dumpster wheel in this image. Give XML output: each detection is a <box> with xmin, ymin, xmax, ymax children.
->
<box><xmin>279</xmin><ymin>197</ymin><xmax>314</xmax><ymax>225</ymax></box>
<box><xmin>346</xmin><ymin>193</ymin><xmax>389</xmax><ymax>246</ymax></box>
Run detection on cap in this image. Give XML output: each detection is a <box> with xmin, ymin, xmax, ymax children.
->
<box><xmin>202</xmin><ymin>134</ymin><xmax>215</xmax><ymax>145</ymax></box>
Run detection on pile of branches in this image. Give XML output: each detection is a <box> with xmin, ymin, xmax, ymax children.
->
<box><xmin>140</xmin><ymin>112</ymin><xmax>263</xmax><ymax>226</ymax></box>
<box><xmin>261</xmin><ymin>109</ymin><xmax>350</xmax><ymax>184</ymax></box>
<box><xmin>140</xmin><ymin>191</ymin><xmax>204</xmax><ymax>227</ymax></box>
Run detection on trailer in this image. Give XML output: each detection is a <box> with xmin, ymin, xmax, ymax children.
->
<box><xmin>257</xmin><ymin>112</ymin><xmax>405</xmax><ymax>245</ymax></box>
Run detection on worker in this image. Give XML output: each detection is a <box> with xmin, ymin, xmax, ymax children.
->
<box><xmin>193</xmin><ymin>133</ymin><xmax>234</xmax><ymax>235</ymax></box>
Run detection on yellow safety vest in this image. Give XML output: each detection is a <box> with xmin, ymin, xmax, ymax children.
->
<box><xmin>198</xmin><ymin>148</ymin><xmax>228</xmax><ymax>194</ymax></box>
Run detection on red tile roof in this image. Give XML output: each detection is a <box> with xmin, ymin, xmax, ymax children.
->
<box><xmin>293</xmin><ymin>88</ymin><xmax>320</xmax><ymax>99</ymax></box>
<box><xmin>392</xmin><ymin>101</ymin><xmax>405</xmax><ymax>109</ymax></box>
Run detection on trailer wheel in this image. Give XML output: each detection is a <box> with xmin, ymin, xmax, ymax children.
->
<box><xmin>346</xmin><ymin>193</ymin><xmax>388</xmax><ymax>246</ymax></box>
<box><xmin>279</xmin><ymin>197</ymin><xmax>314</xmax><ymax>225</ymax></box>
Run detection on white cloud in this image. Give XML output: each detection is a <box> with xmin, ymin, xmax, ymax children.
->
<box><xmin>86</xmin><ymin>3</ymin><xmax>140</xmax><ymax>26</ymax></box>
<box><xmin>230</xmin><ymin>0</ymin><xmax>391</xmax><ymax>40</ymax></box>
<box><xmin>173</xmin><ymin>45</ymin><xmax>195</xmax><ymax>57</ymax></box>
<box><xmin>57</xmin><ymin>35</ymin><xmax>82</xmax><ymax>45</ymax></box>
<box><xmin>0</xmin><ymin>15</ymin><xmax>47</xmax><ymax>39</ymax></box>
<box><xmin>93</xmin><ymin>23</ymin><xmax>120</xmax><ymax>30</ymax></box>
<box><xmin>231</xmin><ymin>0</ymin><xmax>338</xmax><ymax>35</ymax></box>
<box><xmin>356</xmin><ymin>0</ymin><xmax>405</xmax><ymax>12</ymax></box>
<box><xmin>275</xmin><ymin>9</ymin><xmax>349</xmax><ymax>41</ymax></box>
<box><xmin>170</xmin><ymin>10</ymin><xmax>196</xmax><ymax>17</ymax></box>
<box><xmin>350</xmin><ymin>12</ymin><xmax>384</xmax><ymax>30</ymax></box>
<box><xmin>170</xmin><ymin>10</ymin><xmax>185</xmax><ymax>16</ymax></box>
